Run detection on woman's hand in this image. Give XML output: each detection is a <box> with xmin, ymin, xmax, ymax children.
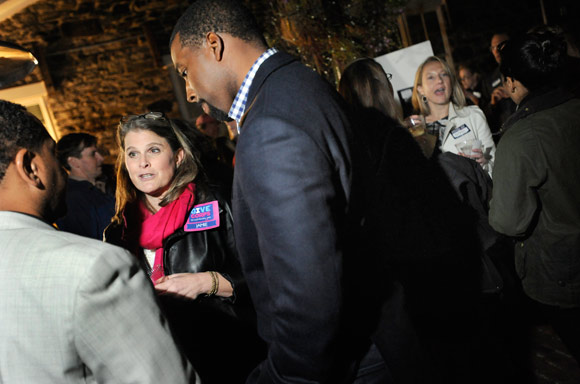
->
<box><xmin>404</xmin><ymin>114</ymin><xmax>425</xmax><ymax>131</ymax></box>
<box><xmin>155</xmin><ymin>272</ymin><xmax>233</xmax><ymax>299</ymax></box>
<box><xmin>470</xmin><ymin>148</ymin><xmax>488</xmax><ymax>165</ymax></box>
<box><xmin>491</xmin><ymin>86</ymin><xmax>510</xmax><ymax>105</ymax></box>
<box><xmin>459</xmin><ymin>148</ymin><xmax>487</xmax><ymax>165</ymax></box>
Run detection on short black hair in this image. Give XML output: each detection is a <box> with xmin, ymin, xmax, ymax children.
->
<box><xmin>170</xmin><ymin>0</ymin><xmax>265</xmax><ymax>49</ymax></box>
<box><xmin>56</xmin><ymin>133</ymin><xmax>97</xmax><ymax>171</ymax></box>
<box><xmin>500</xmin><ymin>29</ymin><xmax>567</xmax><ymax>91</ymax></box>
<box><xmin>0</xmin><ymin>100</ymin><xmax>50</xmax><ymax>182</ymax></box>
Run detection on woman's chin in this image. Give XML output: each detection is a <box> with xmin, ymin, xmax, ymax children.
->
<box><xmin>430</xmin><ymin>97</ymin><xmax>451</xmax><ymax>106</ymax></box>
<box><xmin>136</xmin><ymin>186</ymin><xmax>162</xmax><ymax>198</ymax></box>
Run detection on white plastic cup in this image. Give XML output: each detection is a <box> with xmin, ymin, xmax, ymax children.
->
<box><xmin>455</xmin><ymin>141</ymin><xmax>473</xmax><ymax>156</ymax></box>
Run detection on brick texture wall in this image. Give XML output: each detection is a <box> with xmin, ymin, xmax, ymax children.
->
<box><xmin>0</xmin><ymin>0</ymin><xmax>191</xmax><ymax>162</ymax></box>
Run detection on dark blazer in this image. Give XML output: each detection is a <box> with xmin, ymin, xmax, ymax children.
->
<box><xmin>55</xmin><ymin>178</ymin><xmax>115</xmax><ymax>240</ymax></box>
<box><xmin>232</xmin><ymin>52</ymin><xmax>420</xmax><ymax>383</ymax></box>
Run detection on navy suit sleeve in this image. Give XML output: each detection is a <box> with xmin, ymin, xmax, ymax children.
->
<box><xmin>235</xmin><ymin>116</ymin><xmax>347</xmax><ymax>383</ymax></box>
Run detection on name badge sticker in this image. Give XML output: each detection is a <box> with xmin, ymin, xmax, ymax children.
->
<box><xmin>451</xmin><ymin>124</ymin><xmax>471</xmax><ymax>139</ymax></box>
<box><xmin>184</xmin><ymin>200</ymin><xmax>220</xmax><ymax>232</ymax></box>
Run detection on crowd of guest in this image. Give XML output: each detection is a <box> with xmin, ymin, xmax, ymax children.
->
<box><xmin>1</xmin><ymin>0</ymin><xmax>579</xmax><ymax>383</ymax></box>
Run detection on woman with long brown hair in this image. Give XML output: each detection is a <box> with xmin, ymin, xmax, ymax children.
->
<box><xmin>104</xmin><ymin>112</ymin><xmax>264</xmax><ymax>384</ymax></box>
<box><xmin>338</xmin><ymin>58</ymin><xmax>403</xmax><ymax>123</ymax></box>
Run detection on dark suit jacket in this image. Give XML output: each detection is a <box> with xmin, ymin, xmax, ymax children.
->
<box><xmin>55</xmin><ymin>179</ymin><xmax>115</xmax><ymax>240</ymax></box>
<box><xmin>233</xmin><ymin>52</ymin><xmax>416</xmax><ymax>383</ymax></box>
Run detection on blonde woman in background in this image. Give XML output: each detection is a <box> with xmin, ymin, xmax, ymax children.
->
<box><xmin>409</xmin><ymin>56</ymin><xmax>496</xmax><ymax>177</ymax></box>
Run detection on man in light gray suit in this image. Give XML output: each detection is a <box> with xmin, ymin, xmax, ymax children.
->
<box><xmin>0</xmin><ymin>100</ymin><xmax>196</xmax><ymax>383</ymax></box>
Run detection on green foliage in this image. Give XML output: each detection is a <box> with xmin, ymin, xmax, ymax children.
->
<box><xmin>245</xmin><ymin>0</ymin><xmax>407</xmax><ymax>85</ymax></box>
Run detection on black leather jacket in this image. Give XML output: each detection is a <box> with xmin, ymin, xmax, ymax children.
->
<box><xmin>104</xmin><ymin>189</ymin><xmax>265</xmax><ymax>383</ymax></box>
<box><xmin>103</xmin><ymin>191</ymin><xmax>251</xmax><ymax>320</ymax></box>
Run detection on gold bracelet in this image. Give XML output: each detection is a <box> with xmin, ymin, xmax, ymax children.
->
<box><xmin>208</xmin><ymin>271</ymin><xmax>219</xmax><ymax>296</ymax></box>
<box><xmin>213</xmin><ymin>271</ymin><xmax>220</xmax><ymax>295</ymax></box>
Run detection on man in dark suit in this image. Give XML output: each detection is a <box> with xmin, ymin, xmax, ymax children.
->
<box><xmin>170</xmin><ymin>1</ymin><xmax>421</xmax><ymax>383</ymax></box>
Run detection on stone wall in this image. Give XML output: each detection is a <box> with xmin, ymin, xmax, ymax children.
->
<box><xmin>0</xmin><ymin>0</ymin><xmax>191</xmax><ymax>162</ymax></box>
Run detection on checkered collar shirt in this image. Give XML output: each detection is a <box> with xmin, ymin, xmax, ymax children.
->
<box><xmin>228</xmin><ymin>47</ymin><xmax>278</xmax><ymax>132</ymax></box>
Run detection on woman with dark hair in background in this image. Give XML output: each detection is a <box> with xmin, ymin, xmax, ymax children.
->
<box><xmin>339</xmin><ymin>58</ymin><xmax>403</xmax><ymax>123</ymax></box>
<box><xmin>339</xmin><ymin>58</ymin><xmax>494</xmax><ymax>384</ymax></box>
<box><xmin>104</xmin><ymin>112</ymin><xmax>265</xmax><ymax>383</ymax></box>
<box><xmin>489</xmin><ymin>29</ymin><xmax>580</xmax><ymax>366</ymax></box>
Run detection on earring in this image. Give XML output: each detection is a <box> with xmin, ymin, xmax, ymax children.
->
<box><xmin>422</xmin><ymin>95</ymin><xmax>427</xmax><ymax>103</ymax></box>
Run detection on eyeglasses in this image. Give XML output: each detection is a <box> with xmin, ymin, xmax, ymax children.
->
<box><xmin>120</xmin><ymin>111</ymin><xmax>166</xmax><ymax>124</ymax></box>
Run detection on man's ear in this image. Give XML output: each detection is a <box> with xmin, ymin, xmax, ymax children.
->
<box><xmin>504</xmin><ymin>76</ymin><xmax>516</xmax><ymax>91</ymax></box>
<box><xmin>67</xmin><ymin>156</ymin><xmax>79</xmax><ymax>169</ymax></box>
<box><xmin>14</xmin><ymin>148</ymin><xmax>43</xmax><ymax>188</ymax></box>
<box><xmin>205</xmin><ymin>32</ymin><xmax>224</xmax><ymax>62</ymax></box>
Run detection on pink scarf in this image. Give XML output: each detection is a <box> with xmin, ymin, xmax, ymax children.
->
<box><xmin>126</xmin><ymin>184</ymin><xmax>195</xmax><ymax>282</ymax></box>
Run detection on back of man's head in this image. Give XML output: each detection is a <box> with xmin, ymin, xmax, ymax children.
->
<box><xmin>0</xmin><ymin>100</ymin><xmax>50</xmax><ymax>183</ymax></box>
<box><xmin>56</xmin><ymin>133</ymin><xmax>97</xmax><ymax>171</ymax></box>
<box><xmin>170</xmin><ymin>0</ymin><xmax>265</xmax><ymax>49</ymax></box>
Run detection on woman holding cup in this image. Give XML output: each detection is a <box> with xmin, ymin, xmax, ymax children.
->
<box><xmin>408</xmin><ymin>56</ymin><xmax>496</xmax><ymax>176</ymax></box>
